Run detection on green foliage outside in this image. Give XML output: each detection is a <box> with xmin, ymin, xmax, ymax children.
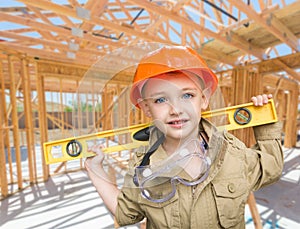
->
<box><xmin>65</xmin><ymin>101</ymin><xmax>102</xmax><ymax>112</ymax></box>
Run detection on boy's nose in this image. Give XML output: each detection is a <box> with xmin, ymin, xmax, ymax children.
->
<box><xmin>168</xmin><ymin>101</ymin><xmax>183</xmax><ymax>115</ymax></box>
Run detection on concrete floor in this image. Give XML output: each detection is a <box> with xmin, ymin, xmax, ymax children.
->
<box><xmin>247</xmin><ymin>147</ymin><xmax>300</xmax><ymax>229</ymax></box>
<box><xmin>1</xmin><ymin>146</ymin><xmax>299</xmax><ymax>229</ymax></box>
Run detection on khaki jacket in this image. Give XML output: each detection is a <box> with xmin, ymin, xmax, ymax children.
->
<box><xmin>115</xmin><ymin>119</ymin><xmax>283</xmax><ymax>228</ymax></box>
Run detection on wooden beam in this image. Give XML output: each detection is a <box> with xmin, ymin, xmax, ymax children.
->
<box><xmin>197</xmin><ymin>46</ymin><xmax>237</xmax><ymax>66</ymax></box>
<box><xmin>0</xmin><ymin>12</ymin><xmax>122</xmax><ymax>48</ymax></box>
<box><xmin>283</xmin><ymin>86</ymin><xmax>299</xmax><ymax>147</ymax></box>
<box><xmin>262</xmin><ymin>74</ymin><xmax>298</xmax><ymax>91</ymax></box>
<box><xmin>25</xmin><ymin>5</ymin><xmax>56</xmax><ymax>42</ymax></box>
<box><xmin>227</xmin><ymin>0</ymin><xmax>300</xmax><ymax>51</ymax></box>
<box><xmin>80</xmin><ymin>0</ymin><xmax>108</xmax><ymax>31</ymax></box>
<box><xmin>16</xmin><ymin>0</ymin><xmax>168</xmax><ymax>44</ymax></box>
<box><xmin>0</xmin><ymin>43</ymin><xmax>96</xmax><ymax>66</ymax></box>
<box><xmin>257</xmin><ymin>52</ymin><xmax>300</xmax><ymax>76</ymax></box>
<box><xmin>8</xmin><ymin>55</ymin><xmax>23</xmax><ymax>189</ymax></box>
<box><xmin>36</xmin><ymin>68</ymin><xmax>49</xmax><ymax>180</ymax></box>
<box><xmin>0</xmin><ymin>61</ymin><xmax>9</xmax><ymax>197</ymax></box>
<box><xmin>68</xmin><ymin>0</ymin><xmax>81</xmax><ymax>8</ymax></box>
<box><xmin>0</xmin><ymin>60</ymin><xmax>14</xmax><ymax>184</ymax></box>
<box><xmin>0</xmin><ymin>31</ymin><xmax>105</xmax><ymax>57</ymax></box>
<box><xmin>21</xmin><ymin>58</ymin><xmax>37</xmax><ymax>184</ymax></box>
<box><xmin>265</xmin><ymin>12</ymin><xmax>299</xmax><ymax>51</ymax></box>
<box><xmin>126</xmin><ymin>0</ymin><xmax>265</xmax><ymax>59</ymax></box>
<box><xmin>272</xmin><ymin>59</ymin><xmax>300</xmax><ymax>81</ymax></box>
<box><xmin>247</xmin><ymin>192</ymin><xmax>263</xmax><ymax>229</ymax></box>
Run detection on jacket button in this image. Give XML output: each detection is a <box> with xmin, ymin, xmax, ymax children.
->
<box><xmin>228</xmin><ymin>183</ymin><xmax>236</xmax><ymax>193</ymax></box>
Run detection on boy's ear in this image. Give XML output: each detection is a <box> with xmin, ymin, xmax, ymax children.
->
<box><xmin>201</xmin><ymin>89</ymin><xmax>210</xmax><ymax>110</ymax></box>
<box><xmin>138</xmin><ymin>100</ymin><xmax>152</xmax><ymax>118</ymax></box>
<box><xmin>201</xmin><ymin>95</ymin><xmax>209</xmax><ymax>110</ymax></box>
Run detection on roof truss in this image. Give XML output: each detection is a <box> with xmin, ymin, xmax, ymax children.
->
<box><xmin>0</xmin><ymin>0</ymin><xmax>299</xmax><ymax>79</ymax></box>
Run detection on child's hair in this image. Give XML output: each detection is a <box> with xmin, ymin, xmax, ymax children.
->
<box><xmin>140</xmin><ymin>70</ymin><xmax>206</xmax><ymax>100</ymax></box>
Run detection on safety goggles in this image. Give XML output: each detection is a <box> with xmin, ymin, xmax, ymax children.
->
<box><xmin>133</xmin><ymin>139</ymin><xmax>211</xmax><ymax>203</ymax></box>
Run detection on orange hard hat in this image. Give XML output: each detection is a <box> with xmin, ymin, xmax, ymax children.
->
<box><xmin>130</xmin><ymin>46</ymin><xmax>218</xmax><ymax>108</ymax></box>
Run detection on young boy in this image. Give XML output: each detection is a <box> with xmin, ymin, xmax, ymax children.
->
<box><xmin>85</xmin><ymin>46</ymin><xmax>283</xmax><ymax>228</ymax></box>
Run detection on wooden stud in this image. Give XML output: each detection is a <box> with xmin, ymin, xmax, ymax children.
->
<box><xmin>21</xmin><ymin>58</ymin><xmax>36</xmax><ymax>184</ymax></box>
<box><xmin>1</xmin><ymin>59</ymin><xmax>14</xmax><ymax>184</ymax></box>
<box><xmin>284</xmin><ymin>86</ymin><xmax>299</xmax><ymax>147</ymax></box>
<box><xmin>8</xmin><ymin>55</ymin><xmax>23</xmax><ymax>189</ymax></box>
<box><xmin>0</xmin><ymin>60</ymin><xmax>9</xmax><ymax>197</ymax></box>
<box><xmin>59</xmin><ymin>78</ymin><xmax>65</xmax><ymax>135</ymax></box>
<box><xmin>77</xmin><ymin>80</ymin><xmax>83</xmax><ymax>134</ymax></box>
<box><xmin>247</xmin><ymin>192</ymin><xmax>263</xmax><ymax>229</ymax></box>
<box><xmin>91</xmin><ymin>81</ymin><xmax>96</xmax><ymax>130</ymax></box>
<box><xmin>64</xmin><ymin>92</ymin><xmax>69</xmax><ymax>132</ymax></box>
<box><xmin>230</xmin><ymin>67</ymin><xmax>263</xmax><ymax>228</ymax></box>
<box><xmin>36</xmin><ymin>63</ymin><xmax>49</xmax><ymax>180</ymax></box>
<box><xmin>262</xmin><ymin>74</ymin><xmax>298</xmax><ymax>146</ymax></box>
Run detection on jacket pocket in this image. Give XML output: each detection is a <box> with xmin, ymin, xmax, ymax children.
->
<box><xmin>212</xmin><ymin>178</ymin><xmax>248</xmax><ymax>228</ymax></box>
<box><xmin>138</xmin><ymin>188</ymin><xmax>180</xmax><ymax>228</ymax></box>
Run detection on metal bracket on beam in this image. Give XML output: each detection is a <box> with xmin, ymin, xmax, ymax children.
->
<box><xmin>67</xmin><ymin>51</ymin><xmax>76</xmax><ymax>59</ymax></box>
<box><xmin>71</xmin><ymin>27</ymin><xmax>83</xmax><ymax>38</ymax></box>
<box><xmin>76</xmin><ymin>7</ymin><xmax>90</xmax><ymax>20</ymax></box>
<box><xmin>69</xmin><ymin>42</ymin><xmax>79</xmax><ymax>51</ymax></box>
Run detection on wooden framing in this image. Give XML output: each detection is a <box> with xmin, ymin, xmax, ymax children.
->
<box><xmin>8</xmin><ymin>55</ymin><xmax>23</xmax><ymax>189</ymax></box>
<box><xmin>0</xmin><ymin>2</ymin><xmax>299</xmax><ymax>228</ymax></box>
<box><xmin>36</xmin><ymin>65</ymin><xmax>49</xmax><ymax>180</ymax></box>
<box><xmin>0</xmin><ymin>61</ymin><xmax>8</xmax><ymax>197</ymax></box>
<box><xmin>230</xmin><ymin>67</ymin><xmax>263</xmax><ymax>147</ymax></box>
<box><xmin>0</xmin><ymin>50</ymin><xmax>298</xmax><ymax>195</ymax></box>
<box><xmin>0</xmin><ymin>0</ymin><xmax>299</xmax><ymax>68</ymax></box>
<box><xmin>262</xmin><ymin>75</ymin><xmax>299</xmax><ymax>147</ymax></box>
<box><xmin>0</xmin><ymin>52</ymin><xmax>298</xmax><ymax>197</ymax></box>
<box><xmin>21</xmin><ymin>58</ymin><xmax>36</xmax><ymax>184</ymax></box>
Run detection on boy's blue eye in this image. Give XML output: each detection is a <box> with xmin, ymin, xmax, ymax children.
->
<box><xmin>182</xmin><ymin>93</ymin><xmax>193</xmax><ymax>99</ymax></box>
<box><xmin>154</xmin><ymin>97</ymin><xmax>167</xmax><ymax>104</ymax></box>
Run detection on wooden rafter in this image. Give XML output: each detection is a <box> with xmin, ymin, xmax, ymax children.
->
<box><xmin>227</xmin><ymin>0</ymin><xmax>299</xmax><ymax>52</ymax></box>
<box><xmin>16</xmin><ymin>0</ymin><xmax>168</xmax><ymax>43</ymax></box>
<box><xmin>127</xmin><ymin>0</ymin><xmax>265</xmax><ymax>58</ymax></box>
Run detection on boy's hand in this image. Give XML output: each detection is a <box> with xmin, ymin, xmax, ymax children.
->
<box><xmin>84</xmin><ymin>144</ymin><xmax>119</xmax><ymax>215</ymax></box>
<box><xmin>85</xmin><ymin>144</ymin><xmax>105</xmax><ymax>170</ymax></box>
<box><xmin>251</xmin><ymin>94</ymin><xmax>272</xmax><ymax>106</ymax></box>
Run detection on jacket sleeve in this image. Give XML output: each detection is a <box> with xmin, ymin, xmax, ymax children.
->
<box><xmin>115</xmin><ymin>174</ymin><xmax>145</xmax><ymax>226</ymax></box>
<box><xmin>115</xmin><ymin>147</ymin><xmax>146</xmax><ymax>226</ymax></box>
<box><xmin>246</xmin><ymin>121</ymin><xmax>284</xmax><ymax>191</ymax></box>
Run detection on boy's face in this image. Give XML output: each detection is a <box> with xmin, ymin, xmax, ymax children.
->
<box><xmin>139</xmin><ymin>72</ymin><xmax>208</xmax><ymax>142</ymax></box>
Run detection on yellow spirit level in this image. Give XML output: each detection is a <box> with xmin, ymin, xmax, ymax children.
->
<box><xmin>44</xmin><ymin>99</ymin><xmax>277</xmax><ymax>164</ymax></box>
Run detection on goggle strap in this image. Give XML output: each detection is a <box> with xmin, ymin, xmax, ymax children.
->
<box><xmin>199</xmin><ymin>132</ymin><xmax>209</xmax><ymax>149</ymax></box>
<box><xmin>139</xmin><ymin>133</ymin><xmax>165</xmax><ymax>166</ymax></box>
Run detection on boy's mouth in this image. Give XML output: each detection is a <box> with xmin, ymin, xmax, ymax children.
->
<box><xmin>168</xmin><ymin>119</ymin><xmax>188</xmax><ymax>125</ymax></box>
